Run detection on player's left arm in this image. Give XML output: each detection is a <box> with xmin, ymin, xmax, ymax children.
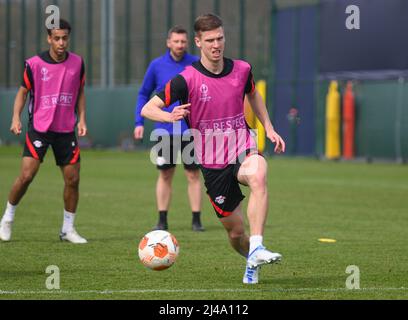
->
<box><xmin>246</xmin><ymin>86</ymin><xmax>285</xmax><ymax>154</ymax></box>
<box><xmin>76</xmin><ymin>60</ymin><xmax>87</xmax><ymax>137</ymax></box>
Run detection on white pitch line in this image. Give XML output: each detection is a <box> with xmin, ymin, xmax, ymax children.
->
<box><xmin>0</xmin><ymin>287</ymin><xmax>407</xmax><ymax>295</ymax></box>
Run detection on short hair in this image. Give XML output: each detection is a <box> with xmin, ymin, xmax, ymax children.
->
<box><xmin>194</xmin><ymin>14</ymin><xmax>223</xmax><ymax>35</ymax></box>
<box><xmin>47</xmin><ymin>18</ymin><xmax>71</xmax><ymax>36</ymax></box>
<box><xmin>167</xmin><ymin>25</ymin><xmax>188</xmax><ymax>39</ymax></box>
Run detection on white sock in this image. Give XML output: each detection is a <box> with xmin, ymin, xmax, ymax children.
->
<box><xmin>2</xmin><ymin>202</ymin><xmax>17</xmax><ymax>223</ymax></box>
<box><xmin>249</xmin><ymin>235</ymin><xmax>263</xmax><ymax>254</ymax></box>
<box><xmin>62</xmin><ymin>210</ymin><xmax>75</xmax><ymax>233</ymax></box>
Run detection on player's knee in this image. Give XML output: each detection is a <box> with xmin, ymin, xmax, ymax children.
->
<box><xmin>19</xmin><ymin>171</ymin><xmax>35</xmax><ymax>185</ymax></box>
<box><xmin>65</xmin><ymin>173</ymin><xmax>80</xmax><ymax>188</ymax></box>
<box><xmin>240</xmin><ymin>156</ymin><xmax>267</xmax><ymax>187</ymax></box>
<box><xmin>185</xmin><ymin>169</ymin><xmax>200</xmax><ymax>184</ymax></box>
<box><xmin>160</xmin><ymin>169</ymin><xmax>174</xmax><ymax>182</ymax></box>
<box><xmin>247</xmin><ymin>171</ymin><xmax>267</xmax><ymax>191</ymax></box>
<box><xmin>227</xmin><ymin>227</ymin><xmax>246</xmax><ymax>242</ymax></box>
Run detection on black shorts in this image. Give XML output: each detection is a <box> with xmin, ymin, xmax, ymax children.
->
<box><xmin>153</xmin><ymin>135</ymin><xmax>199</xmax><ymax>171</ymax></box>
<box><xmin>200</xmin><ymin>162</ymin><xmax>245</xmax><ymax>219</ymax></box>
<box><xmin>23</xmin><ymin>128</ymin><xmax>80</xmax><ymax>166</ymax></box>
<box><xmin>201</xmin><ymin>149</ymin><xmax>262</xmax><ymax>219</ymax></box>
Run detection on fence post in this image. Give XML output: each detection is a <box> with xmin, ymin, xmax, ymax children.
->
<box><xmin>101</xmin><ymin>0</ymin><xmax>115</xmax><ymax>87</ymax></box>
<box><xmin>239</xmin><ymin>0</ymin><xmax>246</xmax><ymax>59</ymax></box>
<box><xmin>314</xmin><ymin>1</ymin><xmax>322</xmax><ymax>158</ymax></box>
<box><xmin>36</xmin><ymin>0</ymin><xmax>42</xmax><ymax>54</ymax></box>
<box><xmin>266</xmin><ymin>0</ymin><xmax>277</xmax><ymax>155</ymax></box>
<box><xmin>86</xmin><ymin>0</ymin><xmax>93</xmax><ymax>86</ymax></box>
<box><xmin>145</xmin><ymin>0</ymin><xmax>152</xmax><ymax>71</ymax></box>
<box><xmin>213</xmin><ymin>0</ymin><xmax>220</xmax><ymax>15</ymax></box>
<box><xmin>167</xmin><ymin>0</ymin><xmax>173</xmax><ymax>31</ymax></box>
<box><xmin>69</xmin><ymin>0</ymin><xmax>76</xmax><ymax>53</ymax></box>
<box><xmin>5</xmin><ymin>0</ymin><xmax>11</xmax><ymax>88</ymax></box>
<box><xmin>395</xmin><ymin>77</ymin><xmax>404</xmax><ymax>163</ymax></box>
<box><xmin>288</xmin><ymin>8</ymin><xmax>300</xmax><ymax>155</ymax></box>
<box><xmin>21</xmin><ymin>0</ymin><xmax>26</xmax><ymax>79</ymax></box>
<box><xmin>190</xmin><ymin>0</ymin><xmax>197</xmax><ymax>55</ymax></box>
<box><xmin>125</xmin><ymin>0</ymin><xmax>131</xmax><ymax>85</ymax></box>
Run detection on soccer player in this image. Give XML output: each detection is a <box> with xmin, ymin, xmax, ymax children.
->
<box><xmin>0</xmin><ymin>19</ymin><xmax>87</xmax><ymax>244</ymax></box>
<box><xmin>134</xmin><ymin>26</ymin><xmax>205</xmax><ymax>232</ymax></box>
<box><xmin>141</xmin><ymin>14</ymin><xmax>286</xmax><ymax>284</ymax></box>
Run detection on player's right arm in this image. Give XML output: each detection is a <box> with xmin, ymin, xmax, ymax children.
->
<box><xmin>11</xmin><ymin>62</ymin><xmax>33</xmax><ymax>135</ymax></box>
<box><xmin>141</xmin><ymin>75</ymin><xmax>190</xmax><ymax>123</ymax></box>
<box><xmin>141</xmin><ymin>96</ymin><xmax>190</xmax><ymax>123</ymax></box>
<box><xmin>10</xmin><ymin>86</ymin><xmax>29</xmax><ymax>136</ymax></box>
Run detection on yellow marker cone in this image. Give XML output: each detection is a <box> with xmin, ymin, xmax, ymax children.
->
<box><xmin>318</xmin><ymin>238</ymin><xmax>337</xmax><ymax>243</ymax></box>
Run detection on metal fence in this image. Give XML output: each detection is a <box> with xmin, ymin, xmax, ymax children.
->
<box><xmin>1</xmin><ymin>0</ymin><xmax>406</xmax><ymax>161</ymax></box>
<box><xmin>0</xmin><ymin>0</ymin><xmax>276</xmax><ymax>88</ymax></box>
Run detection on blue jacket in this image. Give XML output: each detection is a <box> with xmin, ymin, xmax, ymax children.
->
<box><xmin>135</xmin><ymin>50</ymin><xmax>199</xmax><ymax>135</ymax></box>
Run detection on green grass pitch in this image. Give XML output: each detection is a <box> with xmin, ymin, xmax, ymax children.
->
<box><xmin>0</xmin><ymin>146</ymin><xmax>407</xmax><ymax>300</ymax></box>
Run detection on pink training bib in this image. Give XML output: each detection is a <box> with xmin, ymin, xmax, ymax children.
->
<box><xmin>181</xmin><ymin>60</ymin><xmax>257</xmax><ymax>169</ymax></box>
<box><xmin>26</xmin><ymin>52</ymin><xmax>82</xmax><ymax>133</ymax></box>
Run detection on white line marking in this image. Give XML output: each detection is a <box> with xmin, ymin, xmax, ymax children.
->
<box><xmin>0</xmin><ymin>287</ymin><xmax>407</xmax><ymax>295</ymax></box>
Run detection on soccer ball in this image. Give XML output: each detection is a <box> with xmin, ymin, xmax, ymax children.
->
<box><xmin>138</xmin><ymin>230</ymin><xmax>179</xmax><ymax>271</ymax></box>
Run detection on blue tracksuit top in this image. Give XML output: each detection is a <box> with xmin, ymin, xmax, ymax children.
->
<box><xmin>135</xmin><ymin>50</ymin><xmax>199</xmax><ymax>135</ymax></box>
